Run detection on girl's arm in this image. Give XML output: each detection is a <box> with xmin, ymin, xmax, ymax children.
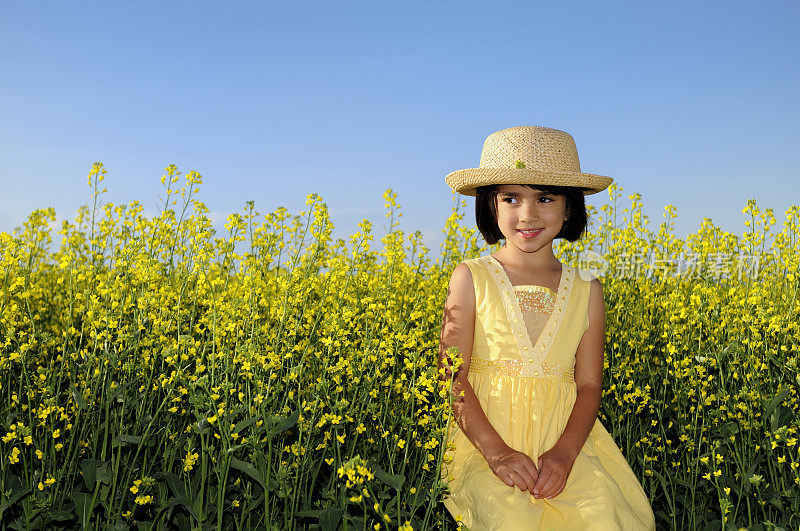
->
<box><xmin>438</xmin><ymin>263</ymin><xmax>542</xmax><ymax>495</ymax></box>
<box><xmin>437</xmin><ymin>262</ymin><xmax>509</xmax><ymax>459</ymax></box>
<box><xmin>531</xmin><ymin>277</ymin><xmax>605</xmax><ymax>499</ymax></box>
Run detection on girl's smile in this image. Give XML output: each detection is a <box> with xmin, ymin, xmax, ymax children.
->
<box><xmin>517</xmin><ymin>228</ymin><xmax>544</xmax><ymax>238</ymax></box>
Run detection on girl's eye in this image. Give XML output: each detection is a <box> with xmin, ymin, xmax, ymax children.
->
<box><xmin>501</xmin><ymin>196</ymin><xmax>554</xmax><ymax>204</ymax></box>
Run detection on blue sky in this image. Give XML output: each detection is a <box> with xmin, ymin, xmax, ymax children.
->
<box><xmin>2</xmin><ymin>1</ymin><xmax>798</xmax><ymax>255</ymax></box>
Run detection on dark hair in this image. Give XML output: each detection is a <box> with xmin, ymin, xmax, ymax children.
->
<box><xmin>475</xmin><ymin>183</ymin><xmax>589</xmax><ymax>245</ymax></box>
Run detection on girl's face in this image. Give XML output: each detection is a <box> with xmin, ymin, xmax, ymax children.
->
<box><xmin>494</xmin><ymin>184</ymin><xmax>567</xmax><ymax>253</ymax></box>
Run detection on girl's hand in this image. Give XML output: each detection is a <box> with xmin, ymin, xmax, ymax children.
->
<box><xmin>485</xmin><ymin>446</ymin><xmax>540</xmax><ymax>494</ymax></box>
<box><xmin>531</xmin><ymin>445</ymin><xmax>576</xmax><ymax>499</ymax></box>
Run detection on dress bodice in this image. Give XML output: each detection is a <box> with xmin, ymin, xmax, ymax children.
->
<box><xmin>461</xmin><ymin>255</ymin><xmax>590</xmax><ymax>381</ymax></box>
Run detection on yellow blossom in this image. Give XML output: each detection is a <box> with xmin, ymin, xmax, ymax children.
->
<box><xmin>135</xmin><ymin>494</ymin><xmax>153</xmax><ymax>505</ymax></box>
<box><xmin>184</xmin><ymin>451</ymin><xmax>200</xmax><ymax>473</ymax></box>
<box><xmin>8</xmin><ymin>447</ymin><xmax>20</xmax><ymax>464</ymax></box>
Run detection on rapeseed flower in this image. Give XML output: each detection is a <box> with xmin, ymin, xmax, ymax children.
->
<box><xmin>135</xmin><ymin>495</ymin><xmax>153</xmax><ymax>505</ymax></box>
<box><xmin>184</xmin><ymin>451</ymin><xmax>199</xmax><ymax>472</ymax></box>
<box><xmin>8</xmin><ymin>447</ymin><xmax>20</xmax><ymax>464</ymax></box>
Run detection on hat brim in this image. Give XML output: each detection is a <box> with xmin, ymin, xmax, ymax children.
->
<box><xmin>445</xmin><ymin>168</ymin><xmax>614</xmax><ymax>196</ymax></box>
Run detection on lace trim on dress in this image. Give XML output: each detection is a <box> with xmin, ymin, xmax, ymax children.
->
<box><xmin>468</xmin><ymin>358</ymin><xmax>575</xmax><ymax>382</ymax></box>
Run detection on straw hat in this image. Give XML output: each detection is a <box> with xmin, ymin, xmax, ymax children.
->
<box><xmin>445</xmin><ymin>125</ymin><xmax>614</xmax><ymax>196</ymax></box>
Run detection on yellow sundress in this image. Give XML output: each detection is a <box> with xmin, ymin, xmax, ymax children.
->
<box><xmin>441</xmin><ymin>255</ymin><xmax>655</xmax><ymax>530</ymax></box>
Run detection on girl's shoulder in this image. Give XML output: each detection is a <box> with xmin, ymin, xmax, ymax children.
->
<box><xmin>572</xmin><ymin>266</ymin><xmax>603</xmax><ymax>287</ymax></box>
<box><xmin>460</xmin><ymin>255</ymin><xmax>490</xmax><ymax>265</ymax></box>
<box><xmin>451</xmin><ymin>256</ymin><xmax>492</xmax><ymax>292</ymax></box>
<box><xmin>455</xmin><ymin>254</ymin><xmax>491</xmax><ymax>271</ymax></box>
<box><xmin>458</xmin><ymin>255</ymin><xmax>494</xmax><ymax>278</ymax></box>
<box><xmin>570</xmin><ymin>267</ymin><xmax>605</xmax><ymax>310</ymax></box>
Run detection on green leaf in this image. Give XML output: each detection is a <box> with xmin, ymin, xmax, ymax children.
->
<box><xmin>372</xmin><ymin>463</ymin><xmax>405</xmax><ymax>491</ymax></box>
<box><xmin>112</xmin><ymin>434</ymin><xmax>145</xmax><ymax>446</ymax></box>
<box><xmin>98</xmin><ymin>484</ymin><xmax>111</xmax><ymax>506</ymax></box>
<box><xmin>43</xmin><ymin>507</ymin><xmax>76</xmax><ymax>523</ymax></box>
<box><xmin>320</xmin><ymin>506</ymin><xmax>345</xmax><ymax>531</ymax></box>
<box><xmin>345</xmin><ymin>515</ymin><xmax>368</xmax><ymax>528</ymax></box>
<box><xmin>230</xmin><ymin>457</ymin><xmax>268</xmax><ymax>492</ymax></box>
<box><xmin>764</xmin><ymin>387</ymin><xmax>791</xmax><ymax>417</ymax></box>
<box><xmin>0</xmin><ymin>486</ymin><xmax>32</xmax><ymax>519</ymax></box>
<box><xmin>269</xmin><ymin>408</ymin><xmax>299</xmax><ymax>438</ymax></box>
<box><xmin>81</xmin><ymin>460</ymin><xmax>110</xmax><ymax>490</ymax></box>
<box><xmin>649</xmin><ymin>470</ymin><xmax>676</xmax><ymax>515</ymax></box>
<box><xmin>232</xmin><ymin>416</ymin><xmax>257</xmax><ymax>434</ymax></box>
<box><xmin>226</xmin><ymin>443</ymin><xmax>247</xmax><ymax>455</ymax></box>
<box><xmin>72</xmin><ymin>492</ymin><xmax>95</xmax><ymax>528</ymax></box>
<box><xmin>194</xmin><ymin>417</ymin><xmax>212</xmax><ymax>435</ymax></box>
<box><xmin>242</xmin><ymin>492</ymin><xmax>265</xmax><ymax>519</ymax></box>
<box><xmin>70</xmin><ymin>384</ymin><xmax>88</xmax><ymax>410</ymax></box>
<box><xmin>163</xmin><ymin>472</ymin><xmax>187</xmax><ymax>499</ymax></box>
<box><xmin>153</xmin><ymin>496</ymin><xmax>200</xmax><ymax>525</ymax></box>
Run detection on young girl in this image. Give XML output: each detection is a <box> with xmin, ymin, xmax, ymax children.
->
<box><xmin>438</xmin><ymin>126</ymin><xmax>656</xmax><ymax>530</ymax></box>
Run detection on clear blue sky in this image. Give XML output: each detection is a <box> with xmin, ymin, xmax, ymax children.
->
<box><xmin>2</xmin><ymin>1</ymin><xmax>798</xmax><ymax>254</ymax></box>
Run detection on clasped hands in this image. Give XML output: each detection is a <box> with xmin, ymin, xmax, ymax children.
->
<box><xmin>486</xmin><ymin>444</ymin><xmax>575</xmax><ymax>499</ymax></box>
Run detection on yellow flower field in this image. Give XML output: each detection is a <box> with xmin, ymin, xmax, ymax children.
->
<box><xmin>0</xmin><ymin>162</ymin><xmax>798</xmax><ymax>530</ymax></box>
